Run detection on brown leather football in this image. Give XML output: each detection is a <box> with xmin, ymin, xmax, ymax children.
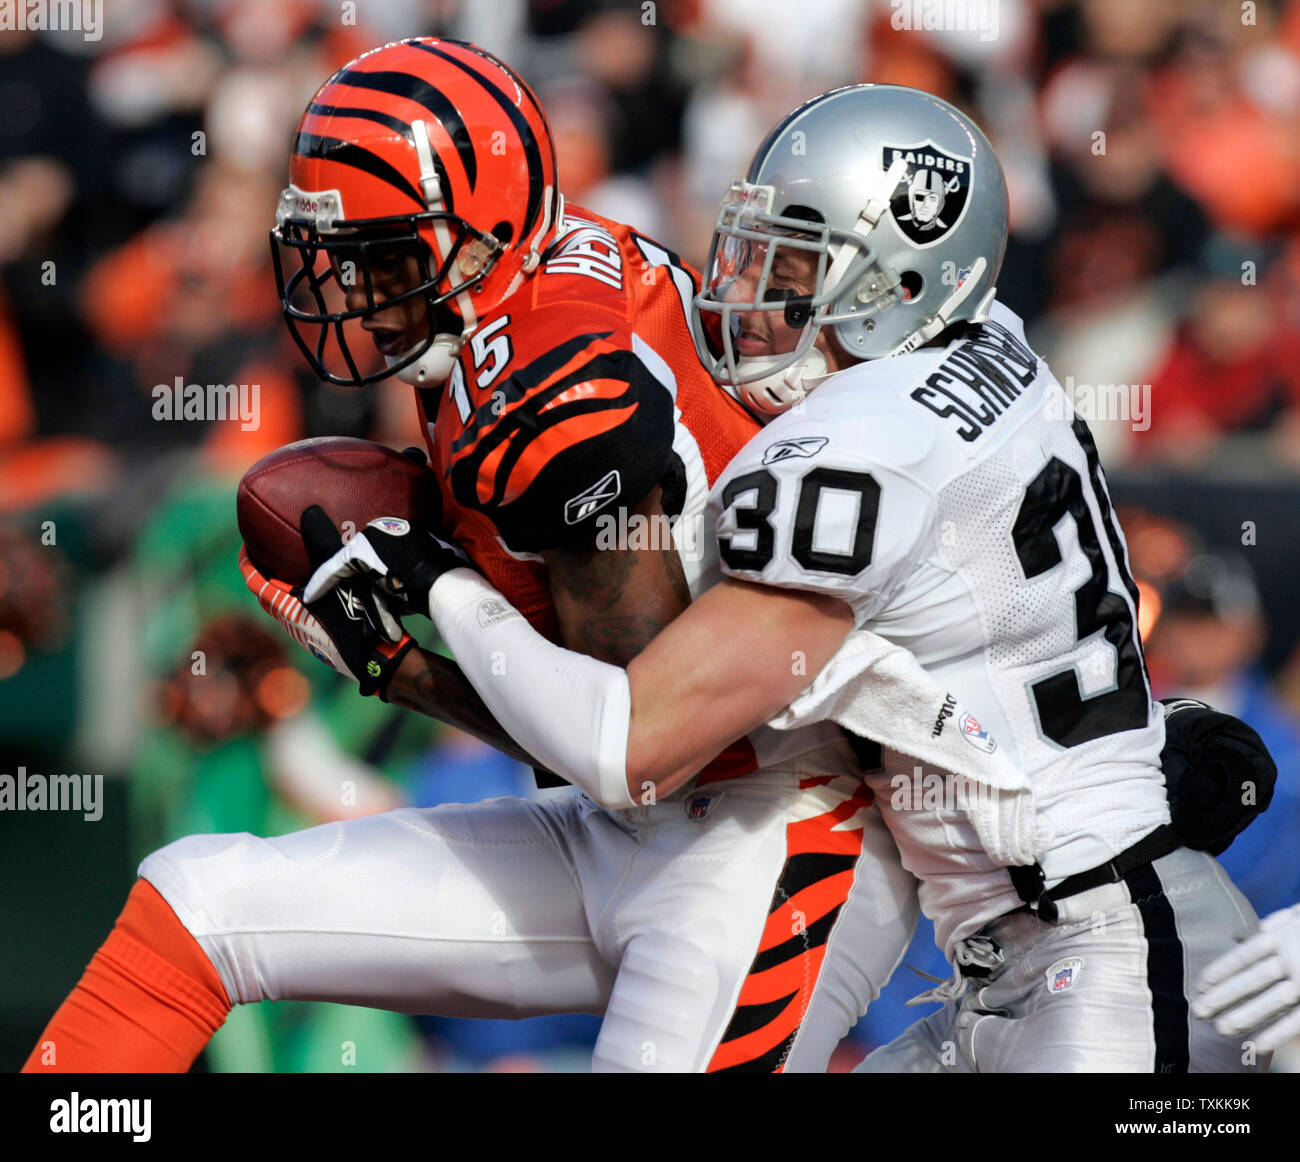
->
<box><xmin>237</xmin><ymin>437</ymin><xmax>439</xmax><ymax>585</ymax></box>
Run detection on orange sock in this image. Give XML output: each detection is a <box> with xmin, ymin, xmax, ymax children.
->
<box><xmin>22</xmin><ymin>879</ymin><xmax>231</xmax><ymax>1073</ymax></box>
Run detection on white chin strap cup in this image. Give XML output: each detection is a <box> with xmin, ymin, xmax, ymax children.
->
<box><xmin>389</xmin><ymin>336</ymin><xmax>462</xmax><ymax>386</ymax></box>
<box><xmin>889</xmin><ymin>261</ymin><xmax>992</xmax><ymax>358</ymax></box>
<box><xmin>736</xmin><ymin>347</ymin><xmax>830</xmax><ymax>417</ymax></box>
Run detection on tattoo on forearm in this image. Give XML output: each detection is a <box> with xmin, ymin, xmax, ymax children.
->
<box><xmin>552</xmin><ymin>544</ymin><xmax>637</xmax><ymax>612</ymax></box>
<box><xmin>575</xmin><ymin>613</ymin><xmax>675</xmax><ymax>668</ymax></box>
<box><xmin>387</xmin><ymin>649</ymin><xmax>539</xmax><ymax>767</ymax></box>
<box><xmin>544</xmin><ymin>484</ymin><xmax>695</xmax><ymax>667</ymax></box>
<box><xmin>664</xmin><ymin>543</ymin><xmax>692</xmax><ymax>609</ymax></box>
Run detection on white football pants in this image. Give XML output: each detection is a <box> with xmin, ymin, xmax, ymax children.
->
<box><xmin>141</xmin><ymin>769</ymin><xmax>918</xmax><ymax>1072</ymax></box>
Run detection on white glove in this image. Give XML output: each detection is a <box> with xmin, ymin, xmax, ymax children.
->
<box><xmin>302</xmin><ymin>512</ymin><xmax>470</xmax><ymax>619</ymax></box>
<box><xmin>1194</xmin><ymin>901</ymin><xmax>1300</xmax><ymax>1053</ymax></box>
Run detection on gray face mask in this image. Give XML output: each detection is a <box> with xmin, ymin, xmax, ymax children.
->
<box><xmin>692</xmin><ymin>84</ymin><xmax>1010</xmax><ymax>417</ymax></box>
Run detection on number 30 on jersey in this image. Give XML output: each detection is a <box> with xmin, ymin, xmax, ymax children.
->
<box><xmin>717</xmin><ymin>466</ymin><xmax>880</xmax><ymax>576</ymax></box>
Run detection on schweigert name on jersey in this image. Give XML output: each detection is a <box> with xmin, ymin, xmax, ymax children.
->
<box><xmin>908</xmin><ymin>318</ymin><xmax>1040</xmax><ymax>444</ymax></box>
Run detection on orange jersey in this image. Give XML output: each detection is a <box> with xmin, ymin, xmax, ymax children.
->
<box><xmin>415</xmin><ymin>206</ymin><xmax>761</xmax><ymax>642</ymax></box>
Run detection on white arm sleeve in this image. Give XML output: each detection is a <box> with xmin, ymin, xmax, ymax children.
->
<box><xmin>428</xmin><ymin>568</ymin><xmax>636</xmax><ymax>809</ymax></box>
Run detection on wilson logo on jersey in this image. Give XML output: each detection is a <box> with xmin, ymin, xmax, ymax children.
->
<box><xmin>564</xmin><ymin>469</ymin><xmax>622</xmax><ymax>524</ymax></box>
<box><xmin>882</xmin><ymin>139</ymin><xmax>972</xmax><ymax>247</ymax></box>
<box><xmin>931</xmin><ymin>692</ymin><xmax>958</xmax><ymax>738</ymax></box>
<box><xmin>762</xmin><ymin>436</ymin><xmax>828</xmax><ymax>465</ymax></box>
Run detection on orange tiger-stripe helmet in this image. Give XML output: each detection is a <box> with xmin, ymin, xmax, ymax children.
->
<box><xmin>271</xmin><ymin>38</ymin><xmax>561</xmax><ymax>386</ymax></box>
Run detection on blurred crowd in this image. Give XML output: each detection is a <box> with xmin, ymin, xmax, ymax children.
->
<box><xmin>3</xmin><ymin>0</ymin><xmax>1300</xmax><ymax>1071</ymax></box>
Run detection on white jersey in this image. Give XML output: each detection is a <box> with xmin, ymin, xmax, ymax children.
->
<box><xmin>708</xmin><ymin>302</ymin><xmax>1169</xmax><ymax>950</ymax></box>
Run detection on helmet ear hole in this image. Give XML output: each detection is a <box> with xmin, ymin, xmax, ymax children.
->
<box><xmin>900</xmin><ymin>270</ymin><xmax>924</xmax><ymax>301</ymax></box>
<box><xmin>492</xmin><ymin>221</ymin><xmax>513</xmax><ymax>244</ymax></box>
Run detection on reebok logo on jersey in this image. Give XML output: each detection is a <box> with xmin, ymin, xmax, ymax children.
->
<box><xmin>1046</xmin><ymin>957</ymin><xmax>1083</xmax><ymax>994</ymax></box>
<box><xmin>763</xmin><ymin>436</ymin><xmax>828</xmax><ymax>465</ymax></box>
<box><xmin>959</xmin><ymin>712</ymin><xmax>997</xmax><ymax>753</ymax></box>
<box><xmin>564</xmin><ymin>469</ymin><xmax>621</xmax><ymax>525</ymax></box>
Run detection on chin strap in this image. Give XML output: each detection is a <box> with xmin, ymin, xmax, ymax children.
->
<box><xmin>410</xmin><ymin>120</ymin><xmax>477</xmax><ymax>379</ymax></box>
<box><xmin>389</xmin><ymin>339</ymin><xmax>460</xmax><ymax>386</ymax></box>
<box><xmin>737</xmin><ymin>346</ymin><xmax>830</xmax><ymax>416</ymax></box>
<box><xmin>889</xmin><ymin>263</ymin><xmax>992</xmax><ymax>357</ymax></box>
<box><xmin>522</xmin><ymin>189</ymin><xmax>562</xmax><ymax>275</ymax></box>
<box><xmin>821</xmin><ymin>155</ymin><xmax>910</xmax><ymax>303</ymax></box>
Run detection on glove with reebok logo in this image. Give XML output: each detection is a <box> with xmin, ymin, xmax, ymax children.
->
<box><xmin>240</xmin><ymin>505</ymin><xmax>415</xmax><ymax>699</ymax></box>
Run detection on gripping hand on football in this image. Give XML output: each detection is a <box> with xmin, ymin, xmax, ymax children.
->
<box><xmin>1194</xmin><ymin>901</ymin><xmax>1300</xmax><ymax>1053</ymax></box>
<box><xmin>240</xmin><ymin>505</ymin><xmax>415</xmax><ymax>699</ymax></box>
<box><xmin>302</xmin><ymin>507</ymin><xmax>472</xmax><ymax>620</ymax></box>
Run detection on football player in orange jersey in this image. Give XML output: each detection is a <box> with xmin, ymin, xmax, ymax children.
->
<box><xmin>24</xmin><ymin>39</ymin><xmax>917</xmax><ymax>1074</ymax></box>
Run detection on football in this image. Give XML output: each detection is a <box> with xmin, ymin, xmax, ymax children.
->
<box><xmin>237</xmin><ymin>437</ymin><xmax>440</xmax><ymax>585</ymax></box>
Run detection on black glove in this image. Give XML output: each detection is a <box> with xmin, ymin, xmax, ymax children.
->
<box><xmin>261</xmin><ymin>505</ymin><xmax>416</xmax><ymax>699</ymax></box>
<box><xmin>299</xmin><ymin>504</ymin><xmax>472</xmax><ymax>620</ymax></box>
<box><xmin>1159</xmin><ymin>697</ymin><xmax>1277</xmax><ymax>855</ymax></box>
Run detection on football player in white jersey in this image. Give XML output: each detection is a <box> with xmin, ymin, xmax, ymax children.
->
<box><xmin>311</xmin><ymin>84</ymin><xmax>1269</xmax><ymax>1072</ymax></box>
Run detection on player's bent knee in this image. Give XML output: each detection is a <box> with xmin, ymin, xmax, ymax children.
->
<box><xmin>137</xmin><ymin>831</ymin><xmax>284</xmax><ymax>1006</ymax></box>
<box><xmin>138</xmin><ymin>832</ymin><xmax>263</xmax><ymax>928</ymax></box>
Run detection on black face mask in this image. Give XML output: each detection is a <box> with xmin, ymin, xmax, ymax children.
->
<box><xmin>270</xmin><ymin>211</ymin><xmax>500</xmax><ymax>386</ymax></box>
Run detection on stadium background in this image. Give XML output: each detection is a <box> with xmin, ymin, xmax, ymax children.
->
<box><xmin>2</xmin><ymin>0</ymin><xmax>1299</xmax><ymax>1072</ymax></box>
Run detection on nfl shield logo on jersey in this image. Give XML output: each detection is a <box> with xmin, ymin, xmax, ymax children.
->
<box><xmin>1046</xmin><ymin>957</ymin><xmax>1083</xmax><ymax>994</ymax></box>
<box><xmin>882</xmin><ymin>140</ymin><xmax>973</xmax><ymax>247</ymax></box>
<box><xmin>959</xmin><ymin>712</ymin><xmax>997</xmax><ymax>753</ymax></box>
<box><xmin>686</xmin><ymin>793</ymin><xmax>720</xmax><ymax>821</ymax></box>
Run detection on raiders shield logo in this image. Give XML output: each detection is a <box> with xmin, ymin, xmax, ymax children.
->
<box><xmin>882</xmin><ymin>140</ymin><xmax>973</xmax><ymax>247</ymax></box>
